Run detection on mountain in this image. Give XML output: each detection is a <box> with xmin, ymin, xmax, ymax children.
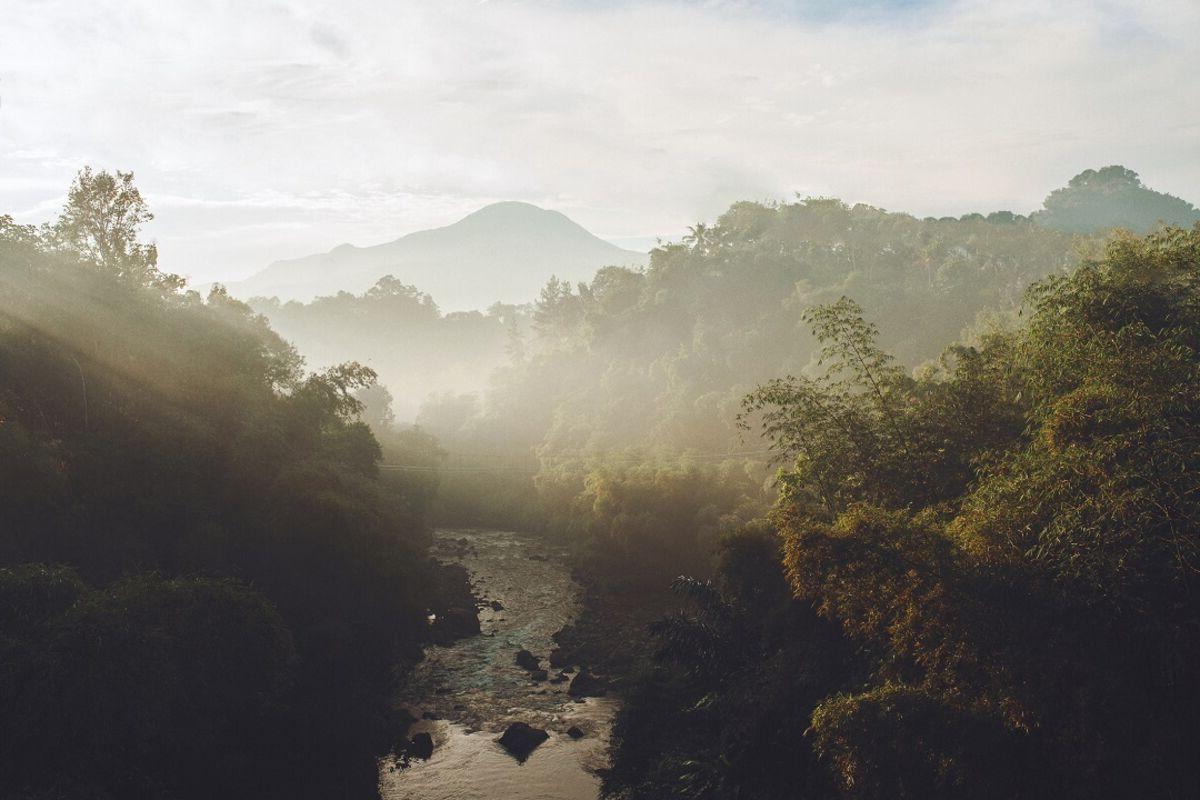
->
<box><xmin>1033</xmin><ymin>165</ymin><xmax>1200</xmax><ymax>234</ymax></box>
<box><xmin>228</xmin><ymin>201</ymin><xmax>649</xmax><ymax>309</ymax></box>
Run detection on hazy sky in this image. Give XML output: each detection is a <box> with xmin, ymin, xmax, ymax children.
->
<box><xmin>2</xmin><ymin>0</ymin><xmax>1198</xmax><ymax>286</ymax></box>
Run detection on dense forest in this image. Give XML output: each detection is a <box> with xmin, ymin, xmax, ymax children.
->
<box><xmin>4</xmin><ymin>165</ymin><xmax>1198</xmax><ymax>799</ymax></box>
<box><xmin>606</xmin><ymin>226</ymin><xmax>1200</xmax><ymax>798</ymax></box>
<box><xmin>250</xmin><ymin>165</ymin><xmax>1199</xmax><ymax>467</ymax></box>
<box><xmin>0</xmin><ymin>170</ymin><xmax>467</xmax><ymax>799</ymax></box>
<box><xmin>246</xmin><ymin>168</ymin><xmax>1199</xmax><ymax>589</ymax></box>
<box><xmin>420</xmin><ymin>192</ymin><xmax>1097</xmax><ymax>584</ymax></box>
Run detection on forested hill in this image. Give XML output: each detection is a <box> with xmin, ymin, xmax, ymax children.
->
<box><xmin>422</xmin><ymin>198</ymin><xmax>1087</xmax><ymax>457</ymax></box>
<box><xmin>4</xmin><ymin>165</ymin><xmax>1198</xmax><ymax>800</ymax></box>
<box><xmin>606</xmin><ymin>224</ymin><xmax>1200</xmax><ymax>800</ymax></box>
<box><xmin>253</xmin><ymin>166</ymin><xmax>1195</xmax><ymax>465</ymax></box>
<box><xmin>256</xmin><ymin>198</ymin><xmax>1091</xmax><ymax>459</ymax></box>
<box><xmin>231</xmin><ymin>201</ymin><xmax>648</xmax><ymax>309</ymax></box>
<box><xmin>1034</xmin><ymin>165</ymin><xmax>1200</xmax><ymax>234</ymax></box>
<box><xmin>0</xmin><ymin>170</ymin><xmax>460</xmax><ymax>799</ymax></box>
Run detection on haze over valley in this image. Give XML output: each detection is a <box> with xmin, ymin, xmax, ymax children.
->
<box><xmin>244</xmin><ymin>165</ymin><xmax>1200</xmax><ymax>423</ymax></box>
<box><xmin>4</xmin><ymin>3</ymin><xmax>1200</xmax><ymax>800</ymax></box>
<box><xmin>231</xmin><ymin>201</ymin><xmax>649</xmax><ymax>309</ymax></box>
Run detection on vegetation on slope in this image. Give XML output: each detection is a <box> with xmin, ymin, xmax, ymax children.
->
<box><xmin>0</xmin><ymin>170</ymin><xmax>451</xmax><ymax>799</ymax></box>
<box><xmin>1034</xmin><ymin>165</ymin><xmax>1200</xmax><ymax>234</ymax></box>
<box><xmin>606</xmin><ymin>226</ymin><xmax>1200</xmax><ymax>799</ymax></box>
<box><xmin>421</xmin><ymin>196</ymin><xmax>1091</xmax><ymax>587</ymax></box>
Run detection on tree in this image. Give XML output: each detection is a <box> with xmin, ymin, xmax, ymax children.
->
<box><xmin>2</xmin><ymin>170</ymin><xmax>456</xmax><ymax>799</ymax></box>
<box><xmin>51</xmin><ymin>167</ymin><xmax>181</xmax><ymax>290</ymax></box>
<box><xmin>1034</xmin><ymin>165</ymin><xmax>1200</xmax><ymax>234</ymax></box>
<box><xmin>354</xmin><ymin>382</ymin><xmax>397</xmax><ymax>431</ymax></box>
<box><xmin>744</xmin><ymin>226</ymin><xmax>1200</xmax><ymax>799</ymax></box>
<box><xmin>532</xmin><ymin>275</ymin><xmax>582</xmax><ymax>344</ymax></box>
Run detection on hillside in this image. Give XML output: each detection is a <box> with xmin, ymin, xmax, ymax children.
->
<box><xmin>1033</xmin><ymin>165</ymin><xmax>1200</xmax><ymax>233</ymax></box>
<box><xmin>229</xmin><ymin>201</ymin><xmax>648</xmax><ymax>310</ymax></box>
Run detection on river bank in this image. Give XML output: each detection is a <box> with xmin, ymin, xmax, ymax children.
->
<box><xmin>380</xmin><ymin>530</ymin><xmax>619</xmax><ymax>800</ymax></box>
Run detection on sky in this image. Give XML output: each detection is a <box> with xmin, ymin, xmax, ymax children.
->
<box><xmin>2</xmin><ymin>0</ymin><xmax>1198</xmax><ymax>286</ymax></box>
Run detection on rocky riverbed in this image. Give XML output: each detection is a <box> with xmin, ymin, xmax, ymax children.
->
<box><xmin>380</xmin><ymin>530</ymin><xmax>618</xmax><ymax>800</ymax></box>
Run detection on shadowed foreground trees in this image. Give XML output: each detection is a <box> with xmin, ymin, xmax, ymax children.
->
<box><xmin>0</xmin><ymin>174</ymin><xmax>448</xmax><ymax>799</ymax></box>
<box><xmin>607</xmin><ymin>226</ymin><xmax>1200</xmax><ymax>799</ymax></box>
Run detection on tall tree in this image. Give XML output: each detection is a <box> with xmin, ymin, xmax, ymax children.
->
<box><xmin>51</xmin><ymin>167</ymin><xmax>180</xmax><ymax>289</ymax></box>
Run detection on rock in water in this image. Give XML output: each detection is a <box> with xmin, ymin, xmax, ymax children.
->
<box><xmin>566</xmin><ymin>725</ymin><xmax>585</xmax><ymax>739</ymax></box>
<box><xmin>531</xmin><ymin>669</ymin><xmax>549</xmax><ymax>682</ymax></box>
<box><xmin>515</xmin><ymin>649</ymin><xmax>540</xmax><ymax>671</ymax></box>
<box><xmin>407</xmin><ymin>732</ymin><xmax>434</xmax><ymax>760</ymax></box>
<box><xmin>568</xmin><ymin>668</ymin><xmax>608</xmax><ymax>698</ymax></box>
<box><xmin>490</xmin><ymin>599</ymin><xmax>505</xmax><ymax>611</ymax></box>
<box><xmin>497</xmin><ymin>722</ymin><xmax>549</xmax><ymax>761</ymax></box>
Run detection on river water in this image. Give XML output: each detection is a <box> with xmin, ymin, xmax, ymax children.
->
<box><xmin>379</xmin><ymin>530</ymin><xmax>617</xmax><ymax>800</ymax></box>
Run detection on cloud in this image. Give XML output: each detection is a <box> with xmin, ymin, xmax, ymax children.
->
<box><xmin>1</xmin><ymin>0</ymin><xmax>1197</xmax><ymax>286</ymax></box>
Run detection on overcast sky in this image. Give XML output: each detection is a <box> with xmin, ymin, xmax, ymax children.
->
<box><xmin>2</xmin><ymin>0</ymin><xmax>1198</xmax><ymax>285</ymax></box>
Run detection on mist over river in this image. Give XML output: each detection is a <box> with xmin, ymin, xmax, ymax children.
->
<box><xmin>380</xmin><ymin>530</ymin><xmax>617</xmax><ymax>800</ymax></box>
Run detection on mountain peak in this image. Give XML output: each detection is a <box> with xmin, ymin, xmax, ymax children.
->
<box><xmin>466</xmin><ymin>200</ymin><xmax>552</xmax><ymax>217</ymax></box>
<box><xmin>229</xmin><ymin>201</ymin><xmax>647</xmax><ymax>310</ymax></box>
<box><xmin>450</xmin><ymin>201</ymin><xmax>583</xmax><ymax>234</ymax></box>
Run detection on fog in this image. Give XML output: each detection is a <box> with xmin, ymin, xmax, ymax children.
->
<box><xmin>4</xmin><ymin>3</ymin><xmax>1200</xmax><ymax>800</ymax></box>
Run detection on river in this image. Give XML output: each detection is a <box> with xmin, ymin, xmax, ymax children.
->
<box><xmin>379</xmin><ymin>529</ymin><xmax>617</xmax><ymax>800</ymax></box>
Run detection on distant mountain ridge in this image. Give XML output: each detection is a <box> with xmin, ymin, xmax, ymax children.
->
<box><xmin>228</xmin><ymin>201</ymin><xmax>649</xmax><ymax>310</ymax></box>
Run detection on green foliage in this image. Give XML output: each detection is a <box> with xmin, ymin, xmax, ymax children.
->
<box><xmin>1</xmin><ymin>566</ymin><xmax>296</xmax><ymax>799</ymax></box>
<box><xmin>614</xmin><ymin>225</ymin><xmax>1200</xmax><ymax>799</ymax></box>
<box><xmin>492</xmin><ymin>197</ymin><xmax>1079</xmax><ymax>458</ymax></box>
<box><xmin>49</xmin><ymin>167</ymin><xmax>182</xmax><ymax>291</ymax></box>
<box><xmin>743</xmin><ymin>296</ymin><xmax>1025</xmax><ymax>515</ymax></box>
<box><xmin>958</xmin><ymin>229</ymin><xmax>1200</xmax><ymax>578</ymax></box>
<box><xmin>809</xmin><ymin>684</ymin><xmax>1023</xmax><ymax>800</ymax></box>
<box><xmin>413</xmin><ymin>197</ymin><xmax>1085</xmax><ymax>584</ymax></box>
<box><xmin>0</xmin><ymin>171</ymin><xmax>451</xmax><ymax>798</ymax></box>
<box><xmin>534</xmin><ymin>456</ymin><xmax>771</xmax><ymax>586</ymax></box>
<box><xmin>762</xmin><ymin>226</ymin><xmax>1200</xmax><ymax>798</ymax></box>
<box><xmin>604</xmin><ymin>527</ymin><xmax>853</xmax><ymax>800</ymax></box>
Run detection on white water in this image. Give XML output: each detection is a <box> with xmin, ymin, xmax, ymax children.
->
<box><xmin>380</xmin><ymin>530</ymin><xmax>617</xmax><ymax>800</ymax></box>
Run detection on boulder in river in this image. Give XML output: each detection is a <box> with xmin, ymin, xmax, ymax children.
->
<box><xmin>568</xmin><ymin>668</ymin><xmax>608</xmax><ymax>698</ymax></box>
<box><xmin>489</xmin><ymin>600</ymin><xmax>505</xmax><ymax>611</ymax></box>
<box><xmin>407</xmin><ymin>732</ymin><xmax>434</xmax><ymax>760</ymax></box>
<box><xmin>566</xmin><ymin>726</ymin><xmax>585</xmax><ymax>739</ymax></box>
<box><xmin>530</xmin><ymin>669</ymin><xmax>549</xmax><ymax>682</ymax></box>
<box><xmin>497</xmin><ymin>722</ymin><xmax>549</xmax><ymax>762</ymax></box>
<box><xmin>515</xmin><ymin>649</ymin><xmax>540</xmax><ymax>671</ymax></box>
<box><xmin>527</xmin><ymin>554</ymin><xmax>548</xmax><ymax>562</ymax></box>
